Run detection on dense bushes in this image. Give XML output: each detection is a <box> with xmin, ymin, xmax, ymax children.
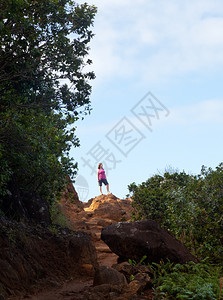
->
<box><xmin>128</xmin><ymin>166</ymin><xmax>223</xmax><ymax>298</ymax></box>
<box><xmin>128</xmin><ymin>163</ymin><xmax>223</xmax><ymax>263</ymax></box>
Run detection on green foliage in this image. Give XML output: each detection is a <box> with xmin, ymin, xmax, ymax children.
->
<box><xmin>148</xmin><ymin>260</ymin><xmax>222</xmax><ymax>300</ymax></box>
<box><xmin>0</xmin><ymin>0</ymin><xmax>97</xmax><ymax>204</ymax></box>
<box><xmin>128</xmin><ymin>258</ymin><xmax>137</xmax><ymax>267</ymax></box>
<box><xmin>50</xmin><ymin>199</ymin><xmax>72</xmax><ymax>229</ymax></box>
<box><xmin>0</xmin><ymin>144</ymin><xmax>12</xmax><ymax>197</ymax></box>
<box><xmin>128</xmin><ymin>255</ymin><xmax>147</xmax><ymax>267</ymax></box>
<box><xmin>128</xmin><ymin>163</ymin><xmax>223</xmax><ymax>262</ymax></box>
<box><xmin>128</xmin><ymin>171</ymin><xmax>191</xmax><ymax>224</ymax></box>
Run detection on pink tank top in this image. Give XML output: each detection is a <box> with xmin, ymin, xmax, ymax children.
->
<box><xmin>98</xmin><ymin>168</ymin><xmax>106</xmax><ymax>180</ymax></box>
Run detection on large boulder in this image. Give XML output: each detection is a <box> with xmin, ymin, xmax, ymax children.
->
<box><xmin>101</xmin><ymin>220</ymin><xmax>198</xmax><ymax>264</ymax></box>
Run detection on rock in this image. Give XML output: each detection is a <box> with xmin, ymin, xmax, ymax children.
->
<box><xmin>84</xmin><ymin>194</ymin><xmax>133</xmax><ymax>222</ymax></box>
<box><xmin>101</xmin><ymin>220</ymin><xmax>198</xmax><ymax>264</ymax></box>
<box><xmin>59</xmin><ymin>177</ymin><xmax>85</xmax><ymax>218</ymax></box>
<box><xmin>79</xmin><ymin>264</ymin><xmax>96</xmax><ymax>277</ymax></box>
<box><xmin>97</xmin><ymin>218</ymin><xmax>113</xmax><ymax>227</ymax></box>
<box><xmin>62</xmin><ymin>176</ymin><xmax>84</xmax><ymax>211</ymax></box>
<box><xmin>71</xmin><ymin>220</ymin><xmax>90</xmax><ymax>231</ymax></box>
<box><xmin>112</xmin><ymin>262</ymin><xmax>152</xmax><ymax>283</ymax></box>
<box><xmin>128</xmin><ymin>273</ymin><xmax>150</xmax><ymax>293</ymax></box>
<box><xmin>134</xmin><ymin>272</ymin><xmax>150</xmax><ymax>283</ymax></box>
<box><xmin>58</xmin><ymin>179</ymin><xmax>89</xmax><ymax>228</ymax></box>
<box><xmin>0</xmin><ymin>216</ymin><xmax>98</xmax><ymax>298</ymax></box>
<box><xmin>123</xmin><ymin>274</ymin><xmax>150</xmax><ymax>298</ymax></box>
<box><xmin>112</xmin><ymin>262</ymin><xmax>134</xmax><ymax>281</ymax></box>
<box><xmin>85</xmin><ymin>283</ymin><xmax>122</xmax><ymax>300</ymax></box>
<box><xmin>83</xmin><ymin>198</ymin><xmax>94</xmax><ymax>209</ymax></box>
<box><xmin>93</xmin><ymin>266</ymin><xmax>127</xmax><ymax>287</ymax></box>
<box><xmin>117</xmin><ymin>198</ymin><xmax>134</xmax><ymax>220</ymax></box>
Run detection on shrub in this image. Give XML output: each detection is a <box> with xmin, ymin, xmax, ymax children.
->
<box><xmin>149</xmin><ymin>260</ymin><xmax>222</xmax><ymax>300</ymax></box>
<box><xmin>128</xmin><ymin>163</ymin><xmax>223</xmax><ymax>262</ymax></box>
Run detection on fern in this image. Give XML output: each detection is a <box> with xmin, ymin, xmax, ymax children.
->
<box><xmin>149</xmin><ymin>260</ymin><xmax>223</xmax><ymax>300</ymax></box>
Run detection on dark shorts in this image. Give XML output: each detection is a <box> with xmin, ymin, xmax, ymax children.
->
<box><xmin>98</xmin><ymin>179</ymin><xmax>108</xmax><ymax>186</ymax></box>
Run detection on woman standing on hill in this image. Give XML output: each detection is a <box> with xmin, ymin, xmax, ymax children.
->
<box><xmin>97</xmin><ymin>163</ymin><xmax>110</xmax><ymax>195</ymax></box>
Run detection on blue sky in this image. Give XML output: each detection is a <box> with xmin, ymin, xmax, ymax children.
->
<box><xmin>71</xmin><ymin>0</ymin><xmax>223</xmax><ymax>201</ymax></box>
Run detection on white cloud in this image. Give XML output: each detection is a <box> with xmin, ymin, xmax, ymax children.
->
<box><xmin>168</xmin><ymin>99</ymin><xmax>223</xmax><ymax>125</ymax></box>
<box><xmin>80</xmin><ymin>0</ymin><xmax>223</xmax><ymax>84</ymax></box>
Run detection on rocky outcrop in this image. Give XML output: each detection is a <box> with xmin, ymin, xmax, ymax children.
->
<box><xmin>0</xmin><ymin>216</ymin><xmax>98</xmax><ymax>299</ymax></box>
<box><xmin>84</xmin><ymin>194</ymin><xmax>133</xmax><ymax>222</ymax></box>
<box><xmin>58</xmin><ymin>179</ymin><xmax>87</xmax><ymax>230</ymax></box>
<box><xmin>59</xmin><ymin>193</ymin><xmax>134</xmax><ymax>238</ymax></box>
<box><xmin>0</xmin><ymin>190</ymin><xmax>200</xmax><ymax>299</ymax></box>
<box><xmin>101</xmin><ymin>220</ymin><xmax>198</xmax><ymax>264</ymax></box>
<box><xmin>62</xmin><ymin>177</ymin><xmax>84</xmax><ymax>212</ymax></box>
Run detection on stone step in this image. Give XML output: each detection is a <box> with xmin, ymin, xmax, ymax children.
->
<box><xmin>96</xmin><ymin>245</ymin><xmax>113</xmax><ymax>253</ymax></box>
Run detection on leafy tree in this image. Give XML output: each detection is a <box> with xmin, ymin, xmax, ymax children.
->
<box><xmin>0</xmin><ymin>0</ymin><xmax>96</xmax><ymax>203</ymax></box>
<box><xmin>128</xmin><ymin>164</ymin><xmax>223</xmax><ymax>262</ymax></box>
<box><xmin>128</xmin><ymin>171</ymin><xmax>191</xmax><ymax>224</ymax></box>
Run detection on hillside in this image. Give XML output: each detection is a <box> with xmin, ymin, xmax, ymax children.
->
<box><xmin>1</xmin><ymin>182</ymin><xmax>198</xmax><ymax>299</ymax></box>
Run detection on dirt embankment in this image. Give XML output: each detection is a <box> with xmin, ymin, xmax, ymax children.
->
<box><xmin>1</xmin><ymin>193</ymin><xmax>140</xmax><ymax>300</ymax></box>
